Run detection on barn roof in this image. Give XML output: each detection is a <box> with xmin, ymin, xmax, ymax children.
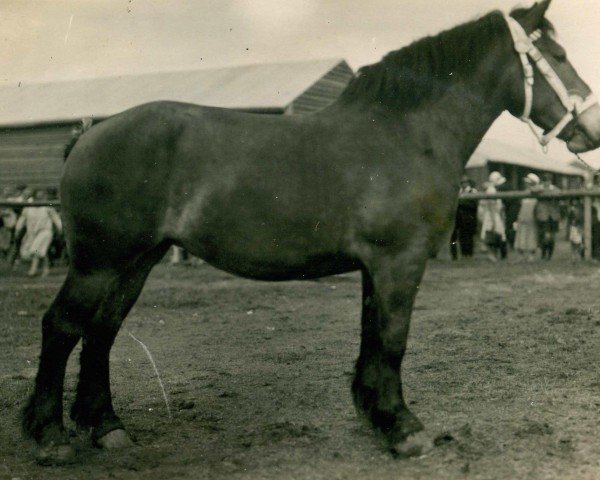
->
<box><xmin>0</xmin><ymin>59</ymin><xmax>352</xmax><ymax>127</ymax></box>
<box><xmin>467</xmin><ymin>138</ymin><xmax>585</xmax><ymax>177</ymax></box>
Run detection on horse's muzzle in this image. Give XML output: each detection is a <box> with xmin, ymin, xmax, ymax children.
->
<box><xmin>566</xmin><ymin>103</ymin><xmax>600</xmax><ymax>153</ymax></box>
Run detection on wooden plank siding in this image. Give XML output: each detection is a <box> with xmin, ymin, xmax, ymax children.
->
<box><xmin>0</xmin><ymin>125</ymin><xmax>72</xmax><ymax>189</ymax></box>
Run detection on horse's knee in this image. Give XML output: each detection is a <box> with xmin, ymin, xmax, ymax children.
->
<box><xmin>380</xmin><ymin>331</ymin><xmax>408</xmax><ymax>360</ymax></box>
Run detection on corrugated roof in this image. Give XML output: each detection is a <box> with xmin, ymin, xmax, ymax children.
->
<box><xmin>467</xmin><ymin>138</ymin><xmax>585</xmax><ymax>176</ymax></box>
<box><xmin>0</xmin><ymin>59</ymin><xmax>350</xmax><ymax>127</ymax></box>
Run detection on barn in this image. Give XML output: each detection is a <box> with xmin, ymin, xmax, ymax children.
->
<box><xmin>0</xmin><ymin>59</ymin><xmax>353</xmax><ymax>189</ymax></box>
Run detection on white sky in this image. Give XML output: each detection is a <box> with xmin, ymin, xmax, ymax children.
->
<box><xmin>2</xmin><ymin>0</ymin><xmax>600</xmax><ymax>165</ymax></box>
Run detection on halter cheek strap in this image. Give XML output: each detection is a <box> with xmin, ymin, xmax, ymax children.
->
<box><xmin>504</xmin><ymin>15</ymin><xmax>598</xmax><ymax>148</ymax></box>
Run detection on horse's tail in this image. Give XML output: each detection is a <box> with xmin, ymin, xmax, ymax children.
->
<box><xmin>63</xmin><ymin>117</ymin><xmax>94</xmax><ymax>161</ymax></box>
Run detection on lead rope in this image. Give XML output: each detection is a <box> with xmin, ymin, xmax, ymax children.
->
<box><xmin>574</xmin><ymin>153</ymin><xmax>600</xmax><ymax>175</ymax></box>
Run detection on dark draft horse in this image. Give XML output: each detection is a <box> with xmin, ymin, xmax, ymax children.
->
<box><xmin>23</xmin><ymin>0</ymin><xmax>600</xmax><ymax>464</ymax></box>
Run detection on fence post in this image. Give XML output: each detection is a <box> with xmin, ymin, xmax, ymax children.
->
<box><xmin>584</xmin><ymin>194</ymin><xmax>592</xmax><ymax>260</ymax></box>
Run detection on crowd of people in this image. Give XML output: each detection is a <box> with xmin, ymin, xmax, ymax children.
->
<box><xmin>0</xmin><ymin>185</ymin><xmax>64</xmax><ymax>276</ymax></box>
<box><xmin>451</xmin><ymin>171</ymin><xmax>587</xmax><ymax>262</ymax></box>
<box><xmin>2</xmin><ymin>174</ymin><xmax>600</xmax><ymax>273</ymax></box>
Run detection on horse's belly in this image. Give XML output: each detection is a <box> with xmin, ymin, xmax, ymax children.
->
<box><xmin>181</xmin><ymin>228</ymin><xmax>357</xmax><ymax>281</ymax></box>
<box><xmin>164</xmin><ymin>171</ymin><xmax>358</xmax><ymax>280</ymax></box>
<box><xmin>209</xmin><ymin>255</ymin><xmax>358</xmax><ymax>281</ymax></box>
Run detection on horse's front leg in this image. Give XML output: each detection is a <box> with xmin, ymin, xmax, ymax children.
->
<box><xmin>353</xmin><ymin>248</ymin><xmax>431</xmax><ymax>457</ymax></box>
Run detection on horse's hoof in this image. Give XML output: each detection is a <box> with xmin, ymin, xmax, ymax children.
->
<box><xmin>390</xmin><ymin>430</ymin><xmax>433</xmax><ymax>459</ymax></box>
<box><xmin>96</xmin><ymin>429</ymin><xmax>134</xmax><ymax>450</ymax></box>
<box><xmin>35</xmin><ymin>442</ymin><xmax>76</xmax><ymax>466</ymax></box>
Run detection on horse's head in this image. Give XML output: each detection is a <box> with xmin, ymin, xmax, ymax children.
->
<box><xmin>503</xmin><ymin>0</ymin><xmax>600</xmax><ymax>153</ymax></box>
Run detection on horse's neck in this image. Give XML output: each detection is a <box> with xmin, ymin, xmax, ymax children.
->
<box><xmin>419</xmin><ymin>84</ymin><xmax>504</xmax><ymax>164</ymax></box>
<box><xmin>332</xmin><ymin>82</ymin><xmax>503</xmax><ymax>177</ymax></box>
<box><xmin>332</xmin><ymin>11</ymin><xmax>511</xmax><ymax>173</ymax></box>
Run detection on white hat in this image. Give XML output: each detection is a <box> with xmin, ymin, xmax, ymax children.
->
<box><xmin>488</xmin><ymin>171</ymin><xmax>506</xmax><ymax>186</ymax></box>
<box><xmin>524</xmin><ymin>173</ymin><xmax>541</xmax><ymax>185</ymax></box>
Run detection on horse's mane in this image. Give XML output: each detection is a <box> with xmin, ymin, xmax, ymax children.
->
<box><xmin>339</xmin><ymin>10</ymin><xmax>554</xmax><ymax>112</ymax></box>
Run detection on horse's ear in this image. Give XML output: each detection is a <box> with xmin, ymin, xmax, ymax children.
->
<box><xmin>517</xmin><ymin>0</ymin><xmax>552</xmax><ymax>32</ymax></box>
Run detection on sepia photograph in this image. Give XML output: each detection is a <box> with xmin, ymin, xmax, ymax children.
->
<box><xmin>1</xmin><ymin>1</ymin><xmax>599</xmax><ymax>478</ymax></box>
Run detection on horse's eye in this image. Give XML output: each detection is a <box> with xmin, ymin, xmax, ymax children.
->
<box><xmin>553</xmin><ymin>51</ymin><xmax>567</xmax><ymax>62</ymax></box>
<box><xmin>550</xmin><ymin>46</ymin><xmax>567</xmax><ymax>62</ymax></box>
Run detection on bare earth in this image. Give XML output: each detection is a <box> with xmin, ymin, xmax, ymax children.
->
<box><xmin>0</xmin><ymin>250</ymin><xmax>599</xmax><ymax>480</ymax></box>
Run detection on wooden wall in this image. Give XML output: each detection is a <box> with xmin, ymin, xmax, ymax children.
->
<box><xmin>0</xmin><ymin>124</ymin><xmax>73</xmax><ymax>189</ymax></box>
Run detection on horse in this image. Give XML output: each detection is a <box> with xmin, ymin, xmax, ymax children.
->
<box><xmin>23</xmin><ymin>0</ymin><xmax>600</xmax><ymax>465</ymax></box>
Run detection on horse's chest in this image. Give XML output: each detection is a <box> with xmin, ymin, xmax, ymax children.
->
<box><xmin>352</xmin><ymin>180</ymin><xmax>456</xmax><ymax>252</ymax></box>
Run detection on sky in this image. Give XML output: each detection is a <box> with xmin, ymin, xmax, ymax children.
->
<box><xmin>3</xmin><ymin>0</ymin><xmax>600</xmax><ymax>165</ymax></box>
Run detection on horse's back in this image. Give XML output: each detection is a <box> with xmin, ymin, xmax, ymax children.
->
<box><xmin>60</xmin><ymin>101</ymin><xmax>362</xmax><ymax>276</ymax></box>
<box><xmin>60</xmin><ymin>99</ymin><xmax>456</xmax><ymax>277</ymax></box>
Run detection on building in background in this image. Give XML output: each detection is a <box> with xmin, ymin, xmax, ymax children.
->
<box><xmin>466</xmin><ymin>138</ymin><xmax>587</xmax><ymax>189</ymax></box>
<box><xmin>0</xmin><ymin>59</ymin><xmax>353</xmax><ymax>189</ymax></box>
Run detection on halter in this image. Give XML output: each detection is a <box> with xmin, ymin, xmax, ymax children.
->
<box><xmin>504</xmin><ymin>15</ymin><xmax>598</xmax><ymax>149</ymax></box>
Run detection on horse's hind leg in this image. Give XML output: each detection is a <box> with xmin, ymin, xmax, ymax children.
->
<box><xmin>352</xmin><ymin>249</ymin><xmax>432</xmax><ymax>457</ymax></box>
<box><xmin>69</xmin><ymin>242</ymin><xmax>170</xmax><ymax>448</ymax></box>
<box><xmin>23</xmin><ymin>269</ymin><xmax>113</xmax><ymax>465</ymax></box>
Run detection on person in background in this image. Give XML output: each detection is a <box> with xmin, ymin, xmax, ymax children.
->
<box><xmin>6</xmin><ymin>185</ymin><xmax>33</xmax><ymax>267</ymax></box>
<box><xmin>591</xmin><ymin>174</ymin><xmax>600</xmax><ymax>260</ymax></box>
<box><xmin>479</xmin><ymin>171</ymin><xmax>507</xmax><ymax>262</ymax></box>
<box><xmin>496</xmin><ymin>176</ymin><xmax>519</xmax><ymax>256</ymax></box>
<box><xmin>15</xmin><ymin>185</ymin><xmax>34</xmax><ymax>204</ymax></box>
<box><xmin>513</xmin><ymin>173</ymin><xmax>540</xmax><ymax>261</ymax></box>
<box><xmin>534</xmin><ymin>173</ymin><xmax>561</xmax><ymax>260</ymax></box>
<box><xmin>450</xmin><ymin>175</ymin><xmax>478</xmax><ymax>260</ymax></box>
<box><xmin>46</xmin><ymin>187</ymin><xmax>67</xmax><ymax>265</ymax></box>
<box><xmin>567</xmin><ymin>199</ymin><xmax>584</xmax><ymax>261</ymax></box>
<box><xmin>15</xmin><ymin>189</ymin><xmax>62</xmax><ymax>276</ymax></box>
<box><xmin>0</xmin><ymin>186</ymin><xmax>17</xmax><ymax>259</ymax></box>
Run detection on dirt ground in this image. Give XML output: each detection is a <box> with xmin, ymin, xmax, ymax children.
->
<box><xmin>0</xmin><ymin>244</ymin><xmax>599</xmax><ymax>480</ymax></box>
